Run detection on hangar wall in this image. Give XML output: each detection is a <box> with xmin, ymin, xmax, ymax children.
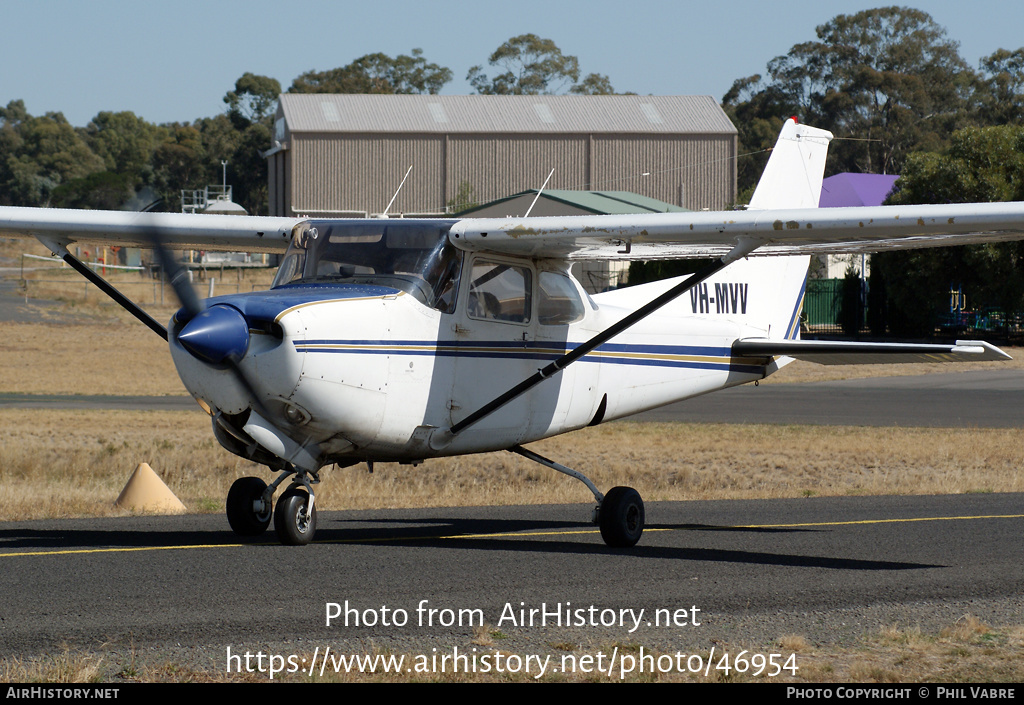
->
<box><xmin>267</xmin><ymin>95</ymin><xmax>737</xmax><ymax>218</ymax></box>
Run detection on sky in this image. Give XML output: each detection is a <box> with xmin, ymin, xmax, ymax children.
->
<box><xmin>3</xmin><ymin>0</ymin><xmax>1023</xmax><ymax>127</ymax></box>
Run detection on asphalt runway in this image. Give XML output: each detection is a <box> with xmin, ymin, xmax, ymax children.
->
<box><xmin>1</xmin><ymin>493</ymin><xmax>1021</xmax><ymax>664</ymax></box>
<box><xmin>631</xmin><ymin>369</ymin><xmax>1024</xmax><ymax>427</ymax></box>
<box><xmin>0</xmin><ymin>393</ymin><xmax>195</xmax><ymax>411</ymax></box>
<box><xmin>3</xmin><ymin>369</ymin><xmax>1023</xmax><ymax>428</ymax></box>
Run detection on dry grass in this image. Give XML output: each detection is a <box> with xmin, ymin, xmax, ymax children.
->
<box><xmin>790</xmin><ymin>616</ymin><xmax>1024</xmax><ymax>684</ymax></box>
<box><xmin>18</xmin><ymin>261</ymin><xmax>276</xmax><ymax>313</ymax></box>
<box><xmin>0</xmin><ymin>250</ymin><xmax>277</xmax><ymax>395</ymax></box>
<box><xmin>5</xmin><ymin>614</ymin><xmax>1022</xmax><ymax>682</ymax></box>
<box><xmin>0</xmin><ymin>409</ymin><xmax>1020</xmax><ymax>521</ymax></box>
<box><xmin>1</xmin><ymin>647</ymin><xmax>105</xmax><ymax>683</ymax></box>
<box><xmin>0</xmin><ymin>322</ymin><xmax>184</xmax><ymax>395</ymax></box>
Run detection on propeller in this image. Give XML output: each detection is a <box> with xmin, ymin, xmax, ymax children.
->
<box><xmin>149</xmin><ymin>226</ymin><xmax>324</xmax><ymax>546</ymax></box>
<box><xmin>149</xmin><ymin>228</ymin><xmax>323</xmax><ymax>475</ymax></box>
<box><xmin>148</xmin><ymin>229</ymin><xmax>268</xmax><ymax>420</ymax></box>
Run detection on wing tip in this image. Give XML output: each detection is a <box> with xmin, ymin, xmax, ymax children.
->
<box><xmin>953</xmin><ymin>340</ymin><xmax>1012</xmax><ymax>360</ymax></box>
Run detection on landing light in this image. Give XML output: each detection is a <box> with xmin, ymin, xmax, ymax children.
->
<box><xmin>284</xmin><ymin>404</ymin><xmax>311</xmax><ymax>425</ymax></box>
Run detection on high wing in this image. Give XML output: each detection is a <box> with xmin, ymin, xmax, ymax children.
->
<box><xmin>0</xmin><ymin>207</ymin><xmax>303</xmax><ymax>253</ymax></box>
<box><xmin>7</xmin><ymin>201</ymin><xmax>1024</xmax><ymax>261</ymax></box>
<box><xmin>449</xmin><ymin>201</ymin><xmax>1024</xmax><ymax>260</ymax></box>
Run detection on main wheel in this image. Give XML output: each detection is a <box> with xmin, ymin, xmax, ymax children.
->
<box><xmin>274</xmin><ymin>486</ymin><xmax>317</xmax><ymax>546</ymax></box>
<box><xmin>226</xmin><ymin>477</ymin><xmax>272</xmax><ymax>536</ymax></box>
<box><xmin>598</xmin><ymin>486</ymin><xmax>644</xmax><ymax>548</ymax></box>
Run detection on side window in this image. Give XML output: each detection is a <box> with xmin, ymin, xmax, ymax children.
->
<box><xmin>467</xmin><ymin>259</ymin><xmax>532</xmax><ymax>323</ymax></box>
<box><xmin>538</xmin><ymin>271</ymin><xmax>585</xmax><ymax>325</ymax></box>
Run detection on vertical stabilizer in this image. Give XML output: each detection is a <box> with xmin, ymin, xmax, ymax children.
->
<box><xmin>748</xmin><ymin>117</ymin><xmax>833</xmax><ymax>210</ymax></box>
<box><xmin>703</xmin><ymin>118</ymin><xmax>832</xmax><ymax>340</ymax></box>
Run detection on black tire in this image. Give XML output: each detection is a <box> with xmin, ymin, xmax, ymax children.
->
<box><xmin>274</xmin><ymin>487</ymin><xmax>317</xmax><ymax>546</ymax></box>
<box><xmin>599</xmin><ymin>486</ymin><xmax>644</xmax><ymax>548</ymax></box>
<box><xmin>226</xmin><ymin>477</ymin><xmax>271</xmax><ymax>536</ymax></box>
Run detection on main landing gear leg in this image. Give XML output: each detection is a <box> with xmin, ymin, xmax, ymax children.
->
<box><xmin>225</xmin><ymin>465</ymin><xmax>320</xmax><ymax>546</ymax></box>
<box><xmin>508</xmin><ymin>446</ymin><xmax>645</xmax><ymax>548</ymax></box>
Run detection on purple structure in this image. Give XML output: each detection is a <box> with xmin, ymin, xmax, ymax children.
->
<box><xmin>819</xmin><ymin>173</ymin><xmax>899</xmax><ymax>208</ymax></box>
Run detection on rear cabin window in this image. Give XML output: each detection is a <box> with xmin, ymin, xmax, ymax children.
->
<box><xmin>538</xmin><ymin>270</ymin><xmax>585</xmax><ymax>325</ymax></box>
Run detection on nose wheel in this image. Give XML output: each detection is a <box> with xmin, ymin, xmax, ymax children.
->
<box><xmin>274</xmin><ymin>486</ymin><xmax>318</xmax><ymax>546</ymax></box>
<box><xmin>225</xmin><ymin>467</ymin><xmax>319</xmax><ymax>545</ymax></box>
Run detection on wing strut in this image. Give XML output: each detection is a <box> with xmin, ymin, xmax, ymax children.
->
<box><xmin>435</xmin><ymin>238</ymin><xmax>761</xmax><ymax>446</ymax></box>
<box><xmin>39</xmin><ymin>240</ymin><xmax>168</xmax><ymax>340</ymax></box>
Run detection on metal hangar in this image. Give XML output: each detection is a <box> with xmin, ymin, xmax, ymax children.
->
<box><xmin>265</xmin><ymin>94</ymin><xmax>737</xmax><ymax>218</ymax></box>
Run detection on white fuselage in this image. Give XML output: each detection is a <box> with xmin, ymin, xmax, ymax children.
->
<box><xmin>170</xmin><ymin>253</ymin><xmax>807</xmax><ymax>466</ymax></box>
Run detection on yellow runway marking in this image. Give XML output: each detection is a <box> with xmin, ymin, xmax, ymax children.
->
<box><xmin>1</xmin><ymin>513</ymin><xmax>1021</xmax><ymax>557</ymax></box>
<box><xmin>0</xmin><ymin>543</ymin><xmax>247</xmax><ymax>558</ymax></box>
<box><xmin>733</xmin><ymin>514</ymin><xmax>1024</xmax><ymax>529</ymax></box>
<box><xmin>432</xmin><ymin>513</ymin><xmax>1024</xmax><ymax>540</ymax></box>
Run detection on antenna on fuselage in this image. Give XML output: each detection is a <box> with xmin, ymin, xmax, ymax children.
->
<box><xmin>523</xmin><ymin>168</ymin><xmax>554</xmax><ymax>218</ymax></box>
<box><xmin>381</xmin><ymin>165</ymin><xmax>413</xmax><ymax>218</ymax></box>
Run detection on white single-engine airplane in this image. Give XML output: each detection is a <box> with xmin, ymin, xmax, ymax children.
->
<box><xmin>2</xmin><ymin>118</ymin><xmax>1023</xmax><ymax>547</ymax></box>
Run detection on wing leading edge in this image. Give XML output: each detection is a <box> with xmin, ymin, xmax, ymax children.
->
<box><xmin>449</xmin><ymin>200</ymin><xmax>1024</xmax><ymax>261</ymax></box>
<box><xmin>0</xmin><ymin>207</ymin><xmax>304</xmax><ymax>253</ymax></box>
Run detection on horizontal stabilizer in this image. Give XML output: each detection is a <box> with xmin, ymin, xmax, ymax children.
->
<box><xmin>733</xmin><ymin>338</ymin><xmax>1010</xmax><ymax>365</ymax></box>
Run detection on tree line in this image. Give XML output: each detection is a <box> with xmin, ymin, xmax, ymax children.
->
<box><xmin>723</xmin><ymin>7</ymin><xmax>1023</xmax><ymax>197</ymax></box>
<box><xmin>688</xmin><ymin>7</ymin><xmax>1024</xmax><ymax>336</ymax></box>
<box><xmin>0</xmin><ymin>34</ymin><xmax>623</xmax><ymax>217</ymax></box>
<box><xmin>3</xmin><ymin>11</ymin><xmax>1024</xmax><ymax>335</ymax></box>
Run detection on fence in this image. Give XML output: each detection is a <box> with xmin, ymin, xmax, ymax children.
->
<box><xmin>803</xmin><ymin>278</ymin><xmax>847</xmax><ymax>335</ymax></box>
<box><xmin>18</xmin><ymin>254</ymin><xmax>275</xmax><ymax>305</ymax></box>
<box><xmin>802</xmin><ymin>278</ymin><xmax>1024</xmax><ymax>340</ymax></box>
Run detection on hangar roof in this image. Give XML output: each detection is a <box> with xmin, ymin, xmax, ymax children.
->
<box><xmin>277</xmin><ymin>94</ymin><xmax>736</xmax><ymax>135</ymax></box>
<box><xmin>457</xmin><ymin>189</ymin><xmax>691</xmax><ymax>217</ymax></box>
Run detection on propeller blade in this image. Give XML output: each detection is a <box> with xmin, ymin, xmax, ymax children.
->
<box><xmin>148</xmin><ymin>227</ymin><xmax>320</xmax><ymax>472</ymax></box>
<box><xmin>148</xmin><ymin>232</ymin><xmax>202</xmax><ymax>319</ymax></box>
<box><xmin>147</xmin><ymin>229</ymin><xmax>268</xmax><ymax>419</ymax></box>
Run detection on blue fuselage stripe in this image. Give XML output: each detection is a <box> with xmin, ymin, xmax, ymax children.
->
<box><xmin>786</xmin><ymin>271</ymin><xmax>809</xmax><ymax>340</ymax></box>
<box><xmin>292</xmin><ymin>340</ymin><xmax>763</xmax><ymax>374</ymax></box>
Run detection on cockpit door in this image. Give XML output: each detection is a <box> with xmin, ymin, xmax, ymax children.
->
<box><xmin>445</xmin><ymin>256</ymin><xmax>539</xmax><ymax>445</ymax></box>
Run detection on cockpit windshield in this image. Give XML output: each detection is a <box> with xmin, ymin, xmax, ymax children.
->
<box><xmin>272</xmin><ymin>220</ymin><xmax>462</xmax><ymax>312</ymax></box>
